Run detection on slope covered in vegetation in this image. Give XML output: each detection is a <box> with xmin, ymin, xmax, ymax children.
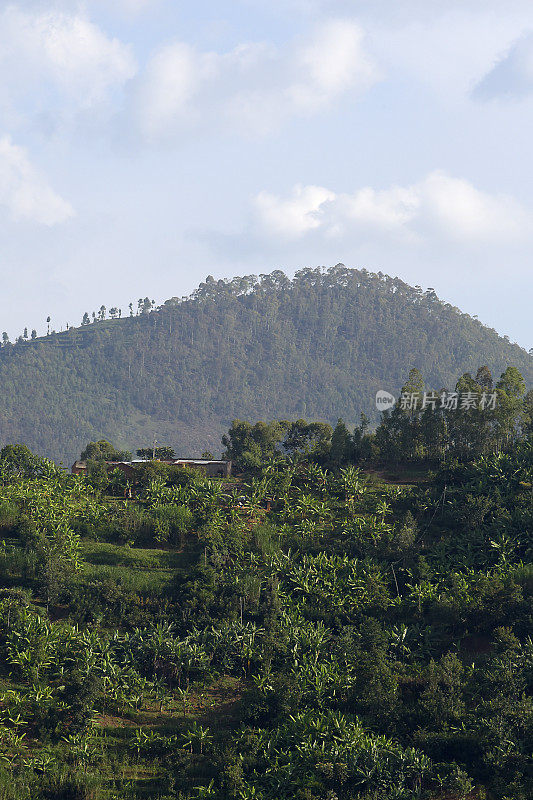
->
<box><xmin>0</xmin><ymin>437</ymin><xmax>531</xmax><ymax>799</ymax></box>
<box><xmin>0</xmin><ymin>265</ymin><xmax>531</xmax><ymax>462</ymax></box>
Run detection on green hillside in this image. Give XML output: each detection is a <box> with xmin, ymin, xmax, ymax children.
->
<box><xmin>0</xmin><ymin>265</ymin><xmax>531</xmax><ymax>463</ymax></box>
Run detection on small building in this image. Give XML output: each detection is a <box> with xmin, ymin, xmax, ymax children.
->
<box><xmin>71</xmin><ymin>460</ymin><xmax>89</xmax><ymax>475</ymax></box>
<box><xmin>71</xmin><ymin>458</ymin><xmax>232</xmax><ymax>479</ymax></box>
<box><xmin>171</xmin><ymin>459</ymin><xmax>232</xmax><ymax>478</ymax></box>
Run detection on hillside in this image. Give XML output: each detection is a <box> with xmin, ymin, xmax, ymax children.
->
<box><xmin>0</xmin><ymin>438</ymin><xmax>532</xmax><ymax>798</ymax></box>
<box><xmin>0</xmin><ymin>264</ymin><xmax>531</xmax><ymax>463</ymax></box>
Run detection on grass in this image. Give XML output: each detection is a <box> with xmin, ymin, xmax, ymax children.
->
<box><xmin>81</xmin><ymin>542</ymin><xmax>191</xmax><ymax>570</ymax></box>
<box><xmin>78</xmin><ymin>541</ymin><xmax>198</xmax><ymax>593</ymax></box>
<box><xmin>366</xmin><ymin>464</ymin><xmax>432</xmax><ymax>486</ymax></box>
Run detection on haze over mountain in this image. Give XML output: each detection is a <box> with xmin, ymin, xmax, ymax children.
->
<box><xmin>0</xmin><ymin>265</ymin><xmax>531</xmax><ymax>464</ymax></box>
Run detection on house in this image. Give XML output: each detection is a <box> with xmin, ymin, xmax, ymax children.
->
<box><xmin>71</xmin><ymin>458</ymin><xmax>232</xmax><ymax>479</ymax></box>
<box><xmin>166</xmin><ymin>459</ymin><xmax>232</xmax><ymax>478</ymax></box>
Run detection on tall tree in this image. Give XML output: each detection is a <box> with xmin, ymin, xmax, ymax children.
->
<box><xmin>495</xmin><ymin>366</ymin><xmax>526</xmax><ymax>447</ymax></box>
<box><xmin>330</xmin><ymin>419</ymin><xmax>351</xmax><ymax>464</ymax></box>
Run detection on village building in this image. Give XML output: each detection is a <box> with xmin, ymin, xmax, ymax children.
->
<box><xmin>71</xmin><ymin>458</ymin><xmax>232</xmax><ymax>479</ymax></box>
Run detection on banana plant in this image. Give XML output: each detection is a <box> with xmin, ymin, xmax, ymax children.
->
<box><xmin>194</xmin><ymin>779</ymin><xmax>217</xmax><ymax>798</ymax></box>
<box><xmin>182</xmin><ymin>722</ymin><xmax>212</xmax><ymax>754</ymax></box>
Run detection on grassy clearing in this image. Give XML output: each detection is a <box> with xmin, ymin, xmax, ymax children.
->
<box><xmin>78</xmin><ymin>541</ymin><xmax>197</xmax><ymax>593</ymax></box>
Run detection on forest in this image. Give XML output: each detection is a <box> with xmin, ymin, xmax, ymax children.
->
<box><xmin>0</xmin><ymin>390</ymin><xmax>531</xmax><ymax>799</ymax></box>
<box><xmin>0</xmin><ymin>266</ymin><xmax>531</xmax><ymax>463</ymax></box>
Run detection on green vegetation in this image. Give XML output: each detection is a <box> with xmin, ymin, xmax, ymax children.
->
<box><xmin>0</xmin><ymin>266</ymin><xmax>531</xmax><ymax>463</ymax></box>
<box><xmin>0</xmin><ymin>410</ymin><xmax>531</xmax><ymax>799</ymax></box>
<box><xmin>222</xmin><ymin>364</ymin><xmax>532</xmax><ymax>470</ymax></box>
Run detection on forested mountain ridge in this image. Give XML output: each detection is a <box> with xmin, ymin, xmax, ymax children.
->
<box><xmin>0</xmin><ymin>264</ymin><xmax>531</xmax><ymax>463</ymax></box>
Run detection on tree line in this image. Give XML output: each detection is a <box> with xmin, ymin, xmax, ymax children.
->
<box><xmin>222</xmin><ymin>364</ymin><xmax>532</xmax><ymax>470</ymax></box>
<box><xmin>1</xmin><ymin>298</ymin><xmax>156</xmax><ymax>347</ymax></box>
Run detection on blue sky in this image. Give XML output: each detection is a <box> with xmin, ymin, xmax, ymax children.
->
<box><xmin>0</xmin><ymin>0</ymin><xmax>532</xmax><ymax>349</ymax></box>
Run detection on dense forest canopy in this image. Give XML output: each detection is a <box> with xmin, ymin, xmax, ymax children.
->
<box><xmin>0</xmin><ymin>265</ymin><xmax>531</xmax><ymax>463</ymax></box>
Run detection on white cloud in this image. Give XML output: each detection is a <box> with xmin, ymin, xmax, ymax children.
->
<box><xmin>0</xmin><ymin>136</ymin><xmax>74</xmax><ymax>225</ymax></box>
<box><xmin>136</xmin><ymin>42</ymin><xmax>220</xmax><ymax>139</ymax></box>
<box><xmin>255</xmin><ymin>185</ymin><xmax>336</xmax><ymax>238</ymax></box>
<box><xmin>473</xmin><ymin>32</ymin><xmax>533</xmax><ymax>100</ymax></box>
<box><xmin>337</xmin><ymin>186</ymin><xmax>419</xmax><ymax>233</ymax></box>
<box><xmin>251</xmin><ymin>171</ymin><xmax>531</xmax><ymax>245</ymax></box>
<box><xmin>288</xmin><ymin>19</ymin><xmax>377</xmax><ymax>110</ymax></box>
<box><xmin>417</xmin><ymin>172</ymin><xmax>529</xmax><ymax>241</ymax></box>
<box><xmin>0</xmin><ymin>6</ymin><xmax>137</xmax><ymax>113</ymax></box>
<box><xmin>247</xmin><ymin>1</ymin><xmax>533</xmax><ymax>108</ymax></box>
<box><xmin>135</xmin><ymin>19</ymin><xmax>378</xmax><ymax>140</ymax></box>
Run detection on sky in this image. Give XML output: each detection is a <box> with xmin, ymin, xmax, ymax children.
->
<box><xmin>0</xmin><ymin>0</ymin><xmax>532</xmax><ymax>349</ymax></box>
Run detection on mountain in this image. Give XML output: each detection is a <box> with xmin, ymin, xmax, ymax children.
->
<box><xmin>0</xmin><ymin>265</ymin><xmax>531</xmax><ymax>463</ymax></box>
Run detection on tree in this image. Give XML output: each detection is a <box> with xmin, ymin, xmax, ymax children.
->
<box><xmin>222</xmin><ymin>420</ymin><xmax>287</xmax><ymax>470</ymax></box>
<box><xmin>475</xmin><ymin>365</ymin><xmax>493</xmax><ymax>393</ymax></box>
<box><xmin>86</xmin><ymin>459</ymin><xmax>111</xmax><ymax>491</ymax></box>
<box><xmin>80</xmin><ymin>440</ymin><xmax>132</xmax><ymax>462</ymax></box>
<box><xmin>352</xmin><ymin>412</ymin><xmax>373</xmax><ymax>462</ymax></box>
<box><xmin>522</xmin><ymin>388</ymin><xmax>533</xmax><ymax>436</ymax></box>
<box><xmin>420</xmin><ymin>399</ymin><xmax>447</xmax><ymax>462</ymax></box>
<box><xmin>31</xmin><ymin>329</ymin><xmax>37</xmax><ymax>339</ymax></box>
<box><xmin>330</xmin><ymin>419</ymin><xmax>351</xmax><ymax>464</ymax></box>
<box><xmin>281</xmin><ymin>420</ymin><xmax>332</xmax><ymax>459</ymax></box>
<box><xmin>82</xmin><ymin>313</ymin><xmax>90</xmax><ymax>326</ymax></box>
<box><xmin>495</xmin><ymin>366</ymin><xmax>526</xmax><ymax>447</ymax></box>
<box><xmin>0</xmin><ymin>444</ymin><xmax>46</xmax><ymax>477</ymax></box>
<box><xmin>373</xmin><ymin>368</ymin><xmax>426</xmax><ymax>464</ymax></box>
<box><xmin>136</xmin><ymin>446</ymin><xmax>176</xmax><ymax>461</ymax></box>
<box><xmin>437</xmin><ymin>373</ymin><xmax>486</xmax><ymax>460</ymax></box>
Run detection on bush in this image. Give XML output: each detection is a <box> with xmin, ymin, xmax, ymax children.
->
<box><xmin>151</xmin><ymin>505</ymin><xmax>194</xmax><ymax>546</ymax></box>
<box><xmin>0</xmin><ymin>500</ymin><xmax>19</xmax><ymax>531</ymax></box>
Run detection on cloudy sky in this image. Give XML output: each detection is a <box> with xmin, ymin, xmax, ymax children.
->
<box><xmin>1</xmin><ymin>0</ymin><xmax>532</xmax><ymax>348</ymax></box>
